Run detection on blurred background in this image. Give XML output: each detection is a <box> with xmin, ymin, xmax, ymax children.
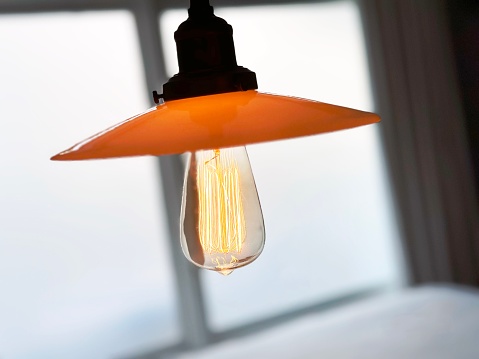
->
<box><xmin>0</xmin><ymin>0</ymin><xmax>478</xmax><ymax>358</ymax></box>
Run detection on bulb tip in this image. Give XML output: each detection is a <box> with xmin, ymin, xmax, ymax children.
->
<box><xmin>218</xmin><ymin>269</ymin><xmax>234</xmax><ymax>276</ymax></box>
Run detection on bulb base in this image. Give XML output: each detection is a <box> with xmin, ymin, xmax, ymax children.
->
<box><xmin>160</xmin><ymin>3</ymin><xmax>258</xmax><ymax>102</ymax></box>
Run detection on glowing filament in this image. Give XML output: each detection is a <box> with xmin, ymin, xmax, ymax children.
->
<box><xmin>180</xmin><ymin>146</ymin><xmax>264</xmax><ymax>275</ymax></box>
<box><xmin>197</xmin><ymin>149</ymin><xmax>246</xmax><ymax>259</ymax></box>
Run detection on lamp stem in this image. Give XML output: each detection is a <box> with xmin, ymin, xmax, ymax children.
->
<box><xmin>188</xmin><ymin>0</ymin><xmax>213</xmax><ymax>17</ymax></box>
<box><xmin>190</xmin><ymin>0</ymin><xmax>211</xmax><ymax>9</ymax></box>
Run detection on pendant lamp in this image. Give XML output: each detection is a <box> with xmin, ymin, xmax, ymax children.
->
<box><xmin>51</xmin><ymin>0</ymin><xmax>380</xmax><ymax>276</ymax></box>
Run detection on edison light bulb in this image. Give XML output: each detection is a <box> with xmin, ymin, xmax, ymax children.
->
<box><xmin>180</xmin><ymin>146</ymin><xmax>265</xmax><ymax>275</ymax></box>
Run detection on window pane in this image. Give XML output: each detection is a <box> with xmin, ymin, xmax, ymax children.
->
<box><xmin>160</xmin><ymin>1</ymin><xmax>403</xmax><ymax>331</ymax></box>
<box><xmin>0</xmin><ymin>11</ymin><xmax>179</xmax><ymax>358</ymax></box>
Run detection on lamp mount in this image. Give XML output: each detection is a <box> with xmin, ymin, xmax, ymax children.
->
<box><xmin>156</xmin><ymin>0</ymin><xmax>258</xmax><ymax>103</ymax></box>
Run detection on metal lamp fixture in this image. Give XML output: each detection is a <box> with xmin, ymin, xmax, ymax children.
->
<box><xmin>52</xmin><ymin>0</ymin><xmax>380</xmax><ymax>276</ymax></box>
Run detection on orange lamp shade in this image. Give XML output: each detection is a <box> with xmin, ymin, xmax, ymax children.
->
<box><xmin>51</xmin><ymin>90</ymin><xmax>380</xmax><ymax>161</ymax></box>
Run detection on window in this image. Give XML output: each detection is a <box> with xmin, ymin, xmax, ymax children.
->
<box><xmin>0</xmin><ymin>11</ymin><xmax>179</xmax><ymax>359</ymax></box>
<box><xmin>0</xmin><ymin>1</ymin><xmax>404</xmax><ymax>358</ymax></box>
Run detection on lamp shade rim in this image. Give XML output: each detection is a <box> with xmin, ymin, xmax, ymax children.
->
<box><xmin>51</xmin><ymin>90</ymin><xmax>380</xmax><ymax>161</ymax></box>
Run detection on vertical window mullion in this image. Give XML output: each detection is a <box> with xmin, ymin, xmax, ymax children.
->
<box><xmin>132</xmin><ymin>0</ymin><xmax>210</xmax><ymax>349</ymax></box>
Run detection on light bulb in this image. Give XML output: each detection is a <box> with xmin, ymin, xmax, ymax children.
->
<box><xmin>180</xmin><ymin>146</ymin><xmax>265</xmax><ymax>275</ymax></box>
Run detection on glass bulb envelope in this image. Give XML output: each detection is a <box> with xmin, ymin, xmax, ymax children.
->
<box><xmin>181</xmin><ymin>147</ymin><xmax>264</xmax><ymax>275</ymax></box>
